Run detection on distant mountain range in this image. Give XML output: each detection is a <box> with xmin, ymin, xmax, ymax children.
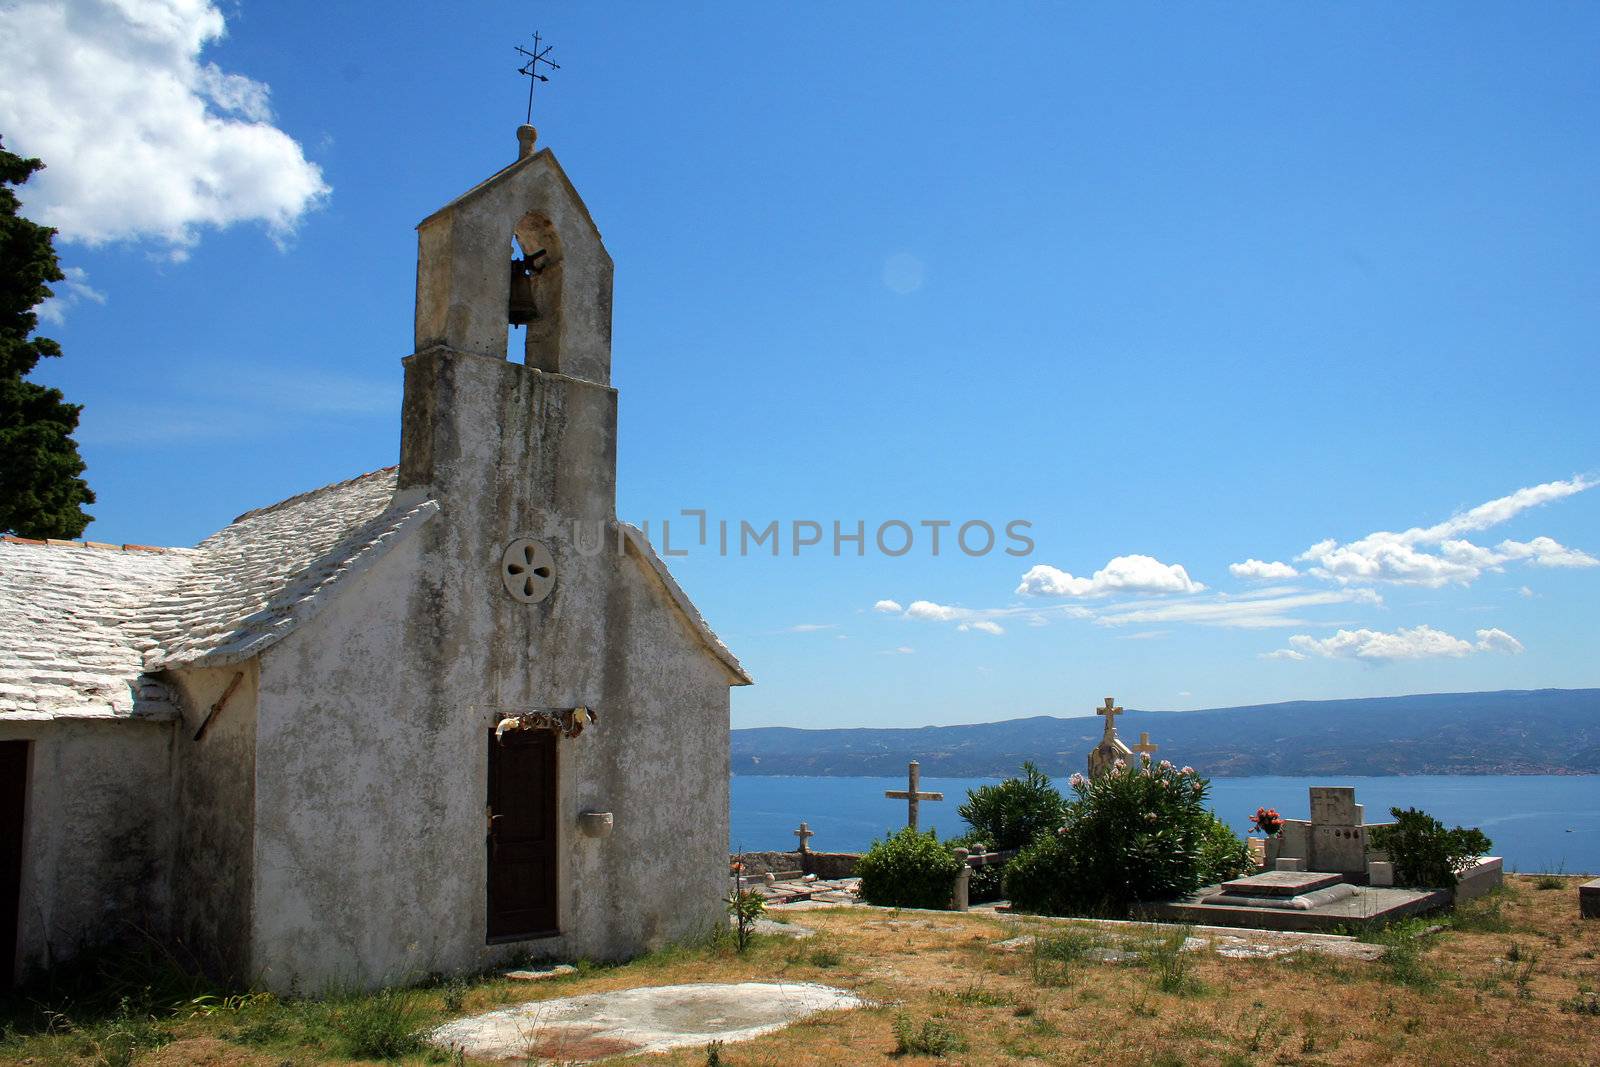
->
<box><xmin>731</xmin><ymin>689</ymin><xmax>1600</xmax><ymax>777</ymax></box>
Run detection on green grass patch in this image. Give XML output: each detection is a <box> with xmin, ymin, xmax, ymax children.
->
<box><xmin>892</xmin><ymin>1013</ymin><xmax>967</xmax><ymax>1057</ymax></box>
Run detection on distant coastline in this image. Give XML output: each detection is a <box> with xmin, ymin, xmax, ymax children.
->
<box><xmin>732</xmin><ymin>688</ymin><xmax>1600</xmax><ymax>778</ymax></box>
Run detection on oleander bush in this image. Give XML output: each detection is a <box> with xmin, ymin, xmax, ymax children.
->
<box><xmin>1004</xmin><ymin>757</ymin><xmax>1221</xmax><ymax>916</ymax></box>
<box><xmin>1198</xmin><ymin>812</ymin><xmax>1256</xmax><ymax>884</ymax></box>
<box><xmin>857</xmin><ymin>827</ymin><xmax>963</xmax><ymax>910</ymax></box>
<box><xmin>958</xmin><ymin>762</ymin><xmax>1068</xmax><ymax>851</ymax></box>
<box><xmin>1370</xmin><ymin>807</ymin><xmax>1492</xmax><ymax>889</ymax></box>
<box><xmin>954</xmin><ymin>762</ymin><xmax>1071</xmax><ymax>905</ymax></box>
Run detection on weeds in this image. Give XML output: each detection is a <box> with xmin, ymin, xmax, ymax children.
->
<box><xmin>439</xmin><ymin>976</ymin><xmax>470</xmax><ymax>1014</ymax></box>
<box><xmin>1533</xmin><ymin>865</ymin><xmax>1566</xmax><ymax>891</ymax></box>
<box><xmin>1375</xmin><ymin>919</ymin><xmax>1436</xmax><ymax>989</ymax></box>
<box><xmin>320</xmin><ymin>988</ymin><xmax>425</xmax><ymax>1059</ymax></box>
<box><xmin>1560</xmin><ymin>989</ymin><xmax>1600</xmax><ymax>1016</ymax></box>
<box><xmin>806</xmin><ymin>948</ymin><xmax>843</xmax><ymax>969</ymax></box>
<box><xmin>1451</xmin><ymin>890</ymin><xmax>1512</xmax><ymax>933</ymax></box>
<box><xmin>892</xmin><ymin>1013</ymin><xmax>966</xmax><ymax>1057</ymax></box>
<box><xmin>950</xmin><ymin>983</ymin><xmax>1013</xmax><ymax>1008</ymax></box>
<box><xmin>1028</xmin><ymin>928</ymin><xmax>1100</xmax><ymax>987</ymax></box>
<box><xmin>1131</xmin><ymin>926</ymin><xmax>1203</xmax><ymax>996</ymax></box>
<box><xmin>705</xmin><ymin>1038</ymin><xmax>726</xmax><ymax>1065</ymax></box>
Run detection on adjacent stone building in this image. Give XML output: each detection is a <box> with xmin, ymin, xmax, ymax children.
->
<box><xmin>0</xmin><ymin>126</ymin><xmax>751</xmax><ymax>992</ymax></box>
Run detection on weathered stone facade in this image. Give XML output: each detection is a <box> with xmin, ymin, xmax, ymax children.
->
<box><xmin>0</xmin><ymin>128</ymin><xmax>749</xmax><ymax>991</ymax></box>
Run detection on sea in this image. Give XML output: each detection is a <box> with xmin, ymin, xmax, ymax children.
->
<box><xmin>730</xmin><ymin>774</ymin><xmax>1600</xmax><ymax>875</ymax></box>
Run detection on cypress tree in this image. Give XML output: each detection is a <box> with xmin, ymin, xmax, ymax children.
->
<box><xmin>0</xmin><ymin>136</ymin><xmax>94</xmax><ymax>539</ymax></box>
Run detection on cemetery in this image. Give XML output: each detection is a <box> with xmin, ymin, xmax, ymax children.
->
<box><xmin>1</xmin><ymin>16</ymin><xmax>1597</xmax><ymax>1062</ymax></box>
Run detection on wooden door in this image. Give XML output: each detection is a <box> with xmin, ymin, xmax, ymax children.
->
<box><xmin>1</xmin><ymin>741</ymin><xmax>27</xmax><ymax>989</ymax></box>
<box><xmin>486</xmin><ymin>730</ymin><xmax>558</xmax><ymax>941</ymax></box>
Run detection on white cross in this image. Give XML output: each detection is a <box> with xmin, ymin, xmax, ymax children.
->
<box><xmin>1132</xmin><ymin>731</ymin><xmax>1159</xmax><ymax>758</ymax></box>
<box><xmin>1096</xmin><ymin>697</ymin><xmax>1123</xmax><ymax>739</ymax></box>
<box><xmin>885</xmin><ymin>760</ymin><xmax>944</xmax><ymax>830</ymax></box>
<box><xmin>793</xmin><ymin>821</ymin><xmax>814</xmax><ymax>854</ymax></box>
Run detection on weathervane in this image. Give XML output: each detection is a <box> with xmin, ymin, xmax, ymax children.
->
<box><xmin>515</xmin><ymin>32</ymin><xmax>561</xmax><ymax>124</ymax></box>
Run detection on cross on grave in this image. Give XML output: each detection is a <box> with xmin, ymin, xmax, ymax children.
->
<box><xmin>1132</xmin><ymin>732</ymin><xmax>1159</xmax><ymax>758</ymax></box>
<box><xmin>885</xmin><ymin>760</ymin><xmax>944</xmax><ymax>831</ymax></box>
<box><xmin>793</xmin><ymin>821</ymin><xmax>814</xmax><ymax>855</ymax></box>
<box><xmin>1096</xmin><ymin>697</ymin><xmax>1123</xmax><ymax>738</ymax></box>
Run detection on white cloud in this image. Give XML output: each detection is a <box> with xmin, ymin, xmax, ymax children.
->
<box><xmin>36</xmin><ymin>266</ymin><xmax>106</xmax><ymax>324</ymax></box>
<box><xmin>958</xmin><ymin>621</ymin><xmax>1005</xmax><ymax>635</ymax></box>
<box><xmin>1295</xmin><ymin>477</ymin><xmax>1597</xmax><ymax>588</ymax></box>
<box><xmin>0</xmin><ymin>0</ymin><xmax>329</xmax><ymax>252</ymax></box>
<box><xmin>1519</xmin><ymin>586</ymin><xmax>1535</xmax><ymax>598</ymax></box>
<box><xmin>1096</xmin><ymin>587</ymin><xmax>1381</xmax><ymax>630</ymax></box>
<box><xmin>875</xmin><ymin>646</ymin><xmax>916</xmax><ymax>656</ymax></box>
<box><xmin>905</xmin><ymin>599</ymin><xmax>966</xmax><ymax>622</ymax></box>
<box><xmin>786</xmin><ymin>623</ymin><xmax>836</xmax><ymax>633</ymax></box>
<box><xmin>1229</xmin><ymin>559</ymin><xmax>1298</xmax><ymax>580</ymax></box>
<box><xmin>1496</xmin><ymin>537</ymin><xmax>1599</xmax><ymax>569</ymax></box>
<box><xmin>1474</xmin><ymin>627</ymin><xmax>1525</xmax><ymax>654</ymax></box>
<box><xmin>1017</xmin><ymin>555</ymin><xmax>1205</xmax><ymax>598</ymax></box>
<box><xmin>1271</xmin><ymin>623</ymin><xmax>1524</xmax><ymax>662</ymax></box>
<box><xmin>873</xmin><ymin>599</ymin><xmax>904</xmax><ymax>614</ymax></box>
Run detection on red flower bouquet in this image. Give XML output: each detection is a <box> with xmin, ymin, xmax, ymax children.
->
<box><xmin>1249</xmin><ymin>806</ymin><xmax>1283</xmax><ymax>836</ymax></box>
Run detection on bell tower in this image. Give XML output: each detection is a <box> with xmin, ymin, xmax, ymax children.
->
<box><xmin>398</xmin><ymin>126</ymin><xmax>618</xmax><ymax>529</ymax></box>
<box><xmin>412</xmin><ymin>124</ymin><xmax>613</xmax><ymax>385</ymax></box>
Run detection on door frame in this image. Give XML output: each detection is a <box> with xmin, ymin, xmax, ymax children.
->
<box><xmin>484</xmin><ymin>728</ymin><xmax>560</xmax><ymax>943</ymax></box>
<box><xmin>1</xmin><ymin>739</ymin><xmax>30</xmax><ymax>990</ymax></box>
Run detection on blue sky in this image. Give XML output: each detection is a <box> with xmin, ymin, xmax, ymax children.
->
<box><xmin>4</xmin><ymin>2</ymin><xmax>1598</xmax><ymax>728</ymax></box>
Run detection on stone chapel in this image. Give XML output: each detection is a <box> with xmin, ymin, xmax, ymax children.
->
<box><xmin>0</xmin><ymin>126</ymin><xmax>751</xmax><ymax>992</ymax></box>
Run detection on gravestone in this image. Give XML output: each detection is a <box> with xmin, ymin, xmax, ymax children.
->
<box><xmin>1308</xmin><ymin>787</ymin><xmax>1369</xmax><ymax>876</ymax></box>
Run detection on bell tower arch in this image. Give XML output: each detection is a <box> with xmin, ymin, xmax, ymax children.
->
<box><xmin>413</xmin><ymin>125</ymin><xmax>613</xmax><ymax>385</ymax></box>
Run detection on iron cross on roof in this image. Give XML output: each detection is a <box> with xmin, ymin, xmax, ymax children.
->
<box><xmin>515</xmin><ymin>32</ymin><xmax>561</xmax><ymax>124</ymax></box>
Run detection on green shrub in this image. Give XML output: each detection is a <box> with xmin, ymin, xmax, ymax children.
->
<box><xmin>892</xmin><ymin>1013</ymin><xmax>966</xmax><ymax>1056</ymax></box>
<box><xmin>1198</xmin><ymin>813</ymin><xmax>1255</xmax><ymax>884</ymax></box>
<box><xmin>857</xmin><ymin>827</ymin><xmax>962</xmax><ymax>910</ymax></box>
<box><xmin>1004</xmin><ymin>759</ymin><xmax>1218</xmax><ymax>916</ymax></box>
<box><xmin>1369</xmin><ymin>807</ymin><xmax>1492</xmax><ymax>889</ymax></box>
<box><xmin>958</xmin><ymin>762</ymin><xmax>1067</xmax><ymax>851</ymax></box>
<box><xmin>323</xmin><ymin>989</ymin><xmax>424</xmax><ymax>1060</ymax></box>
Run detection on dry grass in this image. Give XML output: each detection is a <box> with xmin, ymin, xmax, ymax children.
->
<box><xmin>2</xmin><ymin>875</ymin><xmax>1597</xmax><ymax>1066</ymax></box>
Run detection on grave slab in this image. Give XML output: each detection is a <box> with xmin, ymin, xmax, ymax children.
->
<box><xmin>1220</xmin><ymin>871</ymin><xmax>1344</xmax><ymax>897</ymax></box>
<box><xmin>430</xmin><ymin>982</ymin><xmax>864</xmax><ymax>1063</ymax></box>
<box><xmin>1148</xmin><ymin>885</ymin><xmax>1448</xmax><ymax>933</ymax></box>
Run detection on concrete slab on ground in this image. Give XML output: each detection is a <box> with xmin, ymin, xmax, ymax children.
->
<box><xmin>989</xmin><ymin>929</ymin><xmax>1383</xmax><ymax>962</ymax></box>
<box><xmin>1148</xmin><ymin>885</ymin><xmax>1447</xmax><ymax>933</ymax></box>
<box><xmin>428</xmin><ymin>982</ymin><xmax>864</xmax><ymax>1063</ymax></box>
<box><xmin>1220</xmin><ymin>870</ymin><xmax>1345</xmax><ymax>897</ymax></box>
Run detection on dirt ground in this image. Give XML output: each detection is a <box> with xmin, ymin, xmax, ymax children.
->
<box><xmin>3</xmin><ymin>874</ymin><xmax>1597</xmax><ymax>1066</ymax></box>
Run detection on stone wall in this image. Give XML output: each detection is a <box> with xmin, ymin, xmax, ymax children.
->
<box><xmin>166</xmin><ymin>663</ymin><xmax>258</xmax><ymax>983</ymax></box>
<box><xmin>245</xmin><ymin>347</ymin><xmax>739</xmax><ymax>993</ymax></box>
<box><xmin>733</xmin><ymin>851</ymin><xmax>860</xmax><ymax>879</ymax></box>
<box><xmin>0</xmin><ymin>716</ymin><xmax>173</xmax><ymax>983</ymax></box>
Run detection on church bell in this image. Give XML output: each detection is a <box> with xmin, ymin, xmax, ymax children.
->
<box><xmin>508</xmin><ymin>249</ymin><xmax>547</xmax><ymax>326</ymax></box>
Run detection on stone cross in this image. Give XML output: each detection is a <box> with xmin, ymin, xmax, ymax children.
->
<box><xmin>1132</xmin><ymin>731</ymin><xmax>1158</xmax><ymax>758</ymax></box>
<box><xmin>793</xmin><ymin>821</ymin><xmax>814</xmax><ymax>855</ymax></box>
<box><xmin>1096</xmin><ymin>697</ymin><xmax>1123</xmax><ymax>738</ymax></box>
<box><xmin>885</xmin><ymin>760</ymin><xmax>944</xmax><ymax>831</ymax></box>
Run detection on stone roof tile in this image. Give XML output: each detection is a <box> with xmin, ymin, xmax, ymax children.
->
<box><xmin>0</xmin><ymin>467</ymin><xmax>435</xmax><ymax>721</ymax></box>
